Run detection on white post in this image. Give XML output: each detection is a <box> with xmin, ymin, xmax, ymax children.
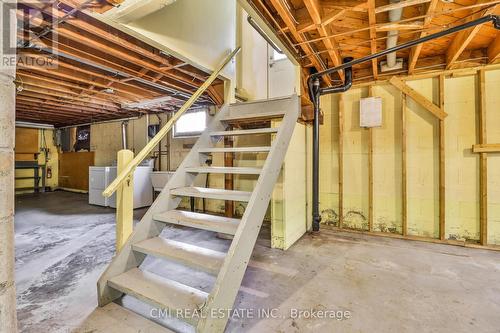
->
<box><xmin>0</xmin><ymin>0</ymin><xmax>18</xmax><ymax>331</ymax></box>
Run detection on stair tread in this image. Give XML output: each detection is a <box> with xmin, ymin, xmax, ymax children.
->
<box><xmin>221</xmin><ymin>110</ymin><xmax>285</xmax><ymax>122</ymax></box>
<box><xmin>171</xmin><ymin>186</ymin><xmax>252</xmax><ymax>201</ymax></box>
<box><xmin>153</xmin><ymin>210</ymin><xmax>240</xmax><ymax>235</ymax></box>
<box><xmin>198</xmin><ymin>146</ymin><xmax>271</xmax><ymax>153</ymax></box>
<box><xmin>185</xmin><ymin>166</ymin><xmax>261</xmax><ymax>174</ymax></box>
<box><xmin>108</xmin><ymin>268</ymin><xmax>208</xmax><ymax>316</ymax></box>
<box><xmin>210</xmin><ymin>128</ymin><xmax>278</xmax><ymax>136</ymax></box>
<box><xmin>132</xmin><ymin>237</ymin><xmax>225</xmax><ymax>274</ymax></box>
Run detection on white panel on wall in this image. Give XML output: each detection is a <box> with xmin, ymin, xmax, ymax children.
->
<box><xmin>360</xmin><ymin>97</ymin><xmax>382</xmax><ymax>128</ymax></box>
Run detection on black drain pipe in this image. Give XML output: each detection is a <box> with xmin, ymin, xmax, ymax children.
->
<box><xmin>310</xmin><ymin>57</ymin><xmax>353</xmax><ymax>232</ymax></box>
<box><xmin>308</xmin><ymin>14</ymin><xmax>500</xmax><ymax>232</ymax></box>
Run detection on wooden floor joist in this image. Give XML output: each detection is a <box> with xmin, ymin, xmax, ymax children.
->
<box><xmin>15</xmin><ymin>0</ymin><xmax>224</xmax><ymax>126</ymax></box>
<box><xmin>252</xmin><ymin>0</ymin><xmax>500</xmax><ymax>86</ymax></box>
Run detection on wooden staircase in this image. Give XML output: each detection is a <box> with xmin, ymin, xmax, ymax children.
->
<box><xmin>97</xmin><ymin>95</ymin><xmax>300</xmax><ymax>332</ymax></box>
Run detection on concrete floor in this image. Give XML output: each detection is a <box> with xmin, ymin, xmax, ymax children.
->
<box><xmin>15</xmin><ymin>191</ymin><xmax>500</xmax><ymax>333</ymax></box>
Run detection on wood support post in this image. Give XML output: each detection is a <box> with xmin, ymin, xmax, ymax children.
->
<box><xmin>402</xmin><ymin>93</ymin><xmax>408</xmax><ymax>236</ymax></box>
<box><xmin>0</xmin><ymin>0</ymin><xmax>18</xmax><ymax>330</ymax></box>
<box><xmin>116</xmin><ymin>149</ymin><xmax>134</xmax><ymax>251</ymax></box>
<box><xmin>472</xmin><ymin>144</ymin><xmax>500</xmax><ymax>153</ymax></box>
<box><xmin>439</xmin><ymin>75</ymin><xmax>446</xmax><ymax>240</ymax></box>
<box><xmin>338</xmin><ymin>93</ymin><xmax>344</xmax><ymax>228</ymax></box>
<box><xmin>478</xmin><ymin>69</ymin><xmax>488</xmax><ymax>245</ymax></box>
<box><xmin>389</xmin><ymin>76</ymin><xmax>447</xmax><ymax>120</ymax></box>
<box><xmin>368</xmin><ymin>86</ymin><xmax>374</xmax><ymax>232</ymax></box>
<box><xmin>224</xmin><ymin>126</ymin><xmax>234</xmax><ymax>218</ymax></box>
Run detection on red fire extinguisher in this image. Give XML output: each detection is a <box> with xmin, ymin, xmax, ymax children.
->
<box><xmin>47</xmin><ymin>167</ymin><xmax>52</xmax><ymax>179</ymax></box>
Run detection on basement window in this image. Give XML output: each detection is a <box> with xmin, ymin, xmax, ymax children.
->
<box><xmin>173</xmin><ymin>108</ymin><xmax>207</xmax><ymax>138</ymax></box>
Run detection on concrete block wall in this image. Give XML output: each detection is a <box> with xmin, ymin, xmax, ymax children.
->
<box><xmin>372</xmin><ymin>84</ymin><xmax>403</xmax><ymax>234</ymax></box>
<box><xmin>406</xmin><ymin>78</ymin><xmax>439</xmax><ymax>238</ymax></box>
<box><xmin>444</xmin><ymin>75</ymin><xmax>479</xmax><ymax>241</ymax></box>
<box><xmin>317</xmin><ymin>69</ymin><xmax>500</xmax><ymax>245</ymax></box>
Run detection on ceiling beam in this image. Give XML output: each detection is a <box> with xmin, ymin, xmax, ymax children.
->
<box><xmin>297</xmin><ymin>8</ymin><xmax>345</xmax><ymax>34</ymax></box>
<box><xmin>17</xmin><ymin>53</ymin><xmax>158</xmax><ymax>100</ymax></box>
<box><xmin>268</xmin><ymin>0</ymin><xmax>333</xmax><ymax>85</ymax></box>
<box><xmin>408</xmin><ymin>0</ymin><xmax>440</xmax><ymax>74</ymax></box>
<box><xmin>17</xmin><ymin>71</ymin><xmax>135</xmax><ymax>103</ymax></box>
<box><xmin>18</xmin><ymin>85</ymin><xmax>120</xmax><ymax>109</ymax></box>
<box><xmin>376</xmin><ymin>21</ymin><xmax>424</xmax><ymax>31</ymax></box>
<box><xmin>375</xmin><ymin>0</ymin><xmax>431</xmax><ymax>14</ymax></box>
<box><xmin>16</xmin><ymin>105</ymin><xmax>92</xmax><ymax>118</ymax></box>
<box><xmin>303</xmin><ymin>0</ymin><xmax>344</xmax><ymax>80</ymax></box>
<box><xmin>16</xmin><ymin>75</ymin><xmax>117</xmax><ymax>105</ymax></box>
<box><xmin>16</xmin><ymin>94</ymin><xmax>122</xmax><ymax>115</ymax></box>
<box><xmin>367</xmin><ymin>0</ymin><xmax>378</xmax><ymax>79</ymax></box>
<box><xmin>487</xmin><ymin>33</ymin><xmax>500</xmax><ymax>62</ymax></box>
<box><xmin>445</xmin><ymin>1</ymin><xmax>498</xmax><ymax>69</ymax></box>
<box><xmin>48</xmin><ymin>38</ymin><xmax>198</xmax><ymax>96</ymax></box>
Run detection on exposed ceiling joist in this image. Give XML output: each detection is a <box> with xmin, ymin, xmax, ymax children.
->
<box><xmin>445</xmin><ymin>1</ymin><xmax>499</xmax><ymax>69</ymax></box>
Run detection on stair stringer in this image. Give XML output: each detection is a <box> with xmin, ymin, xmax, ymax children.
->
<box><xmin>196</xmin><ymin>94</ymin><xmax>300</xmax><ymax>332</ymax></box>
<box><xmin>97</xmin><ymin>105</ymin><xmax>231</xmax><ymax>306</ymax></box>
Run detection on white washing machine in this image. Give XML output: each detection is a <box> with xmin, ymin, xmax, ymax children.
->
<box><xmin>89</xmin><ymin>166</ymin><xmax>153</xmax><ymax>208</ymax></box>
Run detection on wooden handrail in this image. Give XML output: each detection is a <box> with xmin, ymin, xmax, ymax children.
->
<box><xmin>102</xmin><ymin>47</ymin><xmax>241</xmax><ymax>198</ymax></box>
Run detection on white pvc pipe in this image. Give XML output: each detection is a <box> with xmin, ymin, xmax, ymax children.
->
<box><xmin>386</xmin><ymin>0</ymin><xmax>403</xmax><ymax>68</ymax></box>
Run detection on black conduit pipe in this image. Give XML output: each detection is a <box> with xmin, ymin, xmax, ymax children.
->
<box><xmin>308</xmin><ymin>14</ymin><xmax>500</xmax><ymax>232</ymax></box>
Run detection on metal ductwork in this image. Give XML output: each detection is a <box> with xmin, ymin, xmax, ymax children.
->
<box><xmin>381</xmin><ymin>0</ymin><xmax>404</xmax><ymax>71</ymax></box>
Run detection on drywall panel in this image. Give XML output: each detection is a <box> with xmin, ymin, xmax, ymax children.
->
<box><xmin>485</xmin><ymin>69</ymin><xmax>500</xmax><ymax>245</ymax></box>
<box><xmin>271</xmin><ymin>121</ymin><xmax>307</xmax><ymax>249</ymax></box>
<box><xmin>444</xmin><ymin>75</ymin><xmax>480</xmax><ymax>241</ymax></box>
<box><xmin>372</xmin><ymin>84</ymin><xmax>403</xmax><ymax>234</ymax></box>
<box><xmin>342</xmin><ymin>88</ymin><xmax>369</xmax><ymax>230</ymax></box>
<box><xmin>236</xmin><ymin>6</ymin><xmax>268</xmax><ymax>100</ymax></box>
<box><xmin>405</xmin><ymin>78</ymin><xmax>439</xmax><ymax>238</ymax></box>
<box><xmin>123</xmin><ymin>0</ymin><xmax>236</xmax><ymax>81</ymax></box>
